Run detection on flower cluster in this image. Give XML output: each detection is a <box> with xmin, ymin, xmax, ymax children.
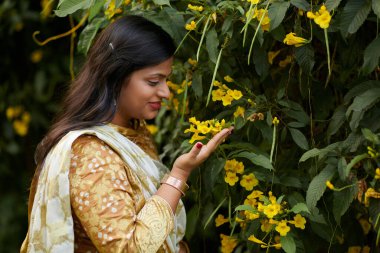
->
<box><xmin>246</xmin><ymin>8</ymin><xmax>270</xmax><ymax>31</ymax></box>
<box><xmin>212</xmin><ymin>80</ymin><xmax>243</xmax><ymax>106</ymax></box>
<box><xmin>220</xmin><ymin>234</ymin><xmax>238</xmax><ymax>253</ymax></box>
<box><xmin>6</xmin><ymin>106</ymin><xmax>31</xmax><ymax>136</ymax></box>
<box><xmin>185</xmin><ymin>20</ymin><xmax>196</xmax><ymax>31</ymax></box>
<box><xmin>364</xmin><ymin>188</ymin><xmax>380</xmax><ymax>207</ymax></box>
<box><xmin>307</xmin><ymin>4</ymin><xmax>332</xmax><ymax>29</ymax></box>
<box><xmin>283</xmin><ymin>32</ymin><xmax>308</xmax><ymax>47</ymax></box>
<box><xmin>104</xmin><ymin>0</ymin><xmax>122</xmax><ymax>19</ymax></box>
<box><xmin>224</xmin><ymin>159</ymin><xmax>245</xmax><ymax>186</ymax></box>
<box><xmin>188</xmin><ymin>4</ymin><xmax>203</xmax><ymax>12</ymax></box>
<box><xmin>167</xmin><ymin>80</ymin><xmax>192</xmax><ymax>95</ymax></box>
<box><xmin>184</xmin><ymin>117</ymin><xmax>227</xmax><ymax>144</ymax></box>
<box><xmin>233</xmin><ymin>106</ymin><xmax>245</xmax><ymax>118</ymax></box>
<box><xmin>367</xmin><ymin>146</ymin><xmax>379</xmax><ymax>158</ymax></box>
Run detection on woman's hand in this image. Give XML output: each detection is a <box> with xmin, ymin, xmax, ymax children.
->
<box><xmin>170</xmin><ymin>127</ymin><xmax>233</xmax><ymax>181</ymax></box>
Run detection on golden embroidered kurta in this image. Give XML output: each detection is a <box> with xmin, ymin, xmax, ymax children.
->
<box><xmin>69</xmin><ymin>124</ymin><xmax>175</xmax><ymax>252</ymax></box>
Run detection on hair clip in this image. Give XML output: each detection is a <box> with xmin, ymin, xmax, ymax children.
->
<box><xmin>109</xmin><ymin>42</ymin><xmax>114</xmax><ymax>50</ymax></box>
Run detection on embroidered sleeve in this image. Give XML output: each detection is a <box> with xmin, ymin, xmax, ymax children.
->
<box><xmin>69</xmin><ymin>135</ymin><xmax>174</xmax><ymax>253</ymax></box>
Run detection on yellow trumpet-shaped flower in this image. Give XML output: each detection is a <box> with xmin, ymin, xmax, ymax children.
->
<box><xmin>248</xmin><ymin>234</ymin><xmax>266</xmax><ymax>245</ymax></box>
<box><xmin>240</xmin><ymin>173</ymin><xmax>259</xmax><ymax>191</ymax></box>
<box><xmin>275</xmin><ymin>220</ymin><xmax>291</xmax><ymax>236</ymax></box>
<box><xmin>220</xmin><ymin>234</ymin><xmax>238</xmax><ymax>253</ymax></box>
<box><xmin>188</xmin><ymin>4</ymin><xmax>204</xmax><ymax>12</ymax></box>
<box><xmin>105</xmin><ymin>0</ymin><xmax>122</xmax><ymax>19</ymax></box>
<box><xmin>307</xmin><ymin>5</ymin><xmax>332</xmax><ymax>29</ymax></box>
<box><xmin>283</xmin><ymin>32</ymin><xmax>308</xmax><ymax>47</ymax></box>
<box><xmin>375</xmin><ymin>168</ymin><xmax>380</xmax><ymax>180</ymax></box>
<box><xmin>233</xmin><ymin>106</ymin><xmax>245</xmax><ymax>118</ymax></box>
<box><xmin>289</xmin><ymin>214</ymin><xmax>306</xmax><ymax>229</ymax></box>
<box><xmin>272</xmin><ymin>117</ymin><xmax>279</xmax><ymax>126</ymax></box>
<box><xmin>215</xmin><ymin>214</ymin><xmax>229</xmax><ymax>227</ymax></box>
<box><xmin>185</xmin><ymin>20</ymin><xmax>197</xmax><ymax>31</ymax></box>
<box><xmin>326</xmin><ymin>180</ymin><xmax>335</xmax><ymax>190</ymax></box>
<box><xmin>225</xmin><ymin>172</ymin><xmax>239</xmax><ymax>186</ymax></box>
<box><xmin>224</xmin><ymin>75</ymin><xmax>234</xmax><ymax>83</ymax></box>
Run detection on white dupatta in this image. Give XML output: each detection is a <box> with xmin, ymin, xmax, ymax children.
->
<box><xmin>21</xmin><ymin>125</ymin><xmax>186</xmax><ymax>252</ymax></box>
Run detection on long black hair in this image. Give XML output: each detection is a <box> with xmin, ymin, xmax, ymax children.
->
<box><xmin>35</xmin><ymin>15</ymin><xmax>176</xmax><ymax>165</ymax></box>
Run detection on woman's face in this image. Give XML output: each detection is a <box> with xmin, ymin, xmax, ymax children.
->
<box><xmin>112</xmin><ymin>57</ymin><xmax>173</xmax><ymax>127</ymax></box>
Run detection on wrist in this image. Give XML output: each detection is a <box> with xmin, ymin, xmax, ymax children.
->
<box><xmin>170</xmin><ymin>167</ymin><xmax>190</xmax><ymax>182</ymax></box>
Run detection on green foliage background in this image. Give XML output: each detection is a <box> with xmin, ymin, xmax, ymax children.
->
<box><xmin>1</xmin><ymin>0</ymin><xmax>380</xmax><ymax>252</ymax></box>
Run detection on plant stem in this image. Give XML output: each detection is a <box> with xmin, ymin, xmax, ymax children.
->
<box><xmin>203</xmin><ymin>197</ymin><xmax>226</xmax><ymax>229</ymax></box>
<box><xmin>324</xmin><ymin>28</ymin><xmax>331</xmax><ymax>87</ymax></box>
<box><xmin>197</xmin><ymin>15</ymin><xmax>211</xmax><ymax>61</ymax></box>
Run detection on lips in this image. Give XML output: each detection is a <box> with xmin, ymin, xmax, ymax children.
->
<box><xmin>149</xmin><ymin>102</ymin><xmax>161</xmax><ymax>110</ymax></box>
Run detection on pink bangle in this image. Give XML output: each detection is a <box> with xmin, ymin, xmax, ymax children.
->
<box><xmin>160</xmin><ymin>174</ymin><xmax>189</xmax><ymax>196</ymax></box>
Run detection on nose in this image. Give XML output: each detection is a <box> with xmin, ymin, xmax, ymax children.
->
<box><xmin>158</xmin><ymin>81</ymin><xmax>171</xmax><ymax>99</ymax></box>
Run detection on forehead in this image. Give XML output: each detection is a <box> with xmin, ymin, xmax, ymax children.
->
<box><xmin>133</xmin><ymin>57</ymin><xmax>173</xmax><ymax>77</ymax></box>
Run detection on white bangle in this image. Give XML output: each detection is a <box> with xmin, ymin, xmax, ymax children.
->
<box><xmin>160</xmin><ymin>174</ymin><xmax>189</xmax><ymax>196</ymax></box>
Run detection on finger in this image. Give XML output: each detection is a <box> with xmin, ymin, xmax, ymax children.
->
<box><xmin>188</xmin><ymin>142</ymin><xmax>203</xmax><ymax>158</ymax></box>
<box><xmin>205</xmin><ymin>127</ymin><xmax>233</xmax><ymax>153</ymax></box>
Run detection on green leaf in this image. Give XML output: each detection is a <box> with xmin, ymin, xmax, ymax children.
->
<box><xmin>288</xmin><ymin>122</ymin><xmax>306</xmax><ymax>128</ymax></box>
<box><xmin>290</xmin><ymin>0</ymin><xmax>309</xmax><ymax>10</ymax></box>
<box><xmin>295</xmin><ymin>45</ymin><xmax>315</xmax><ymax>74</ymax></box>
<box><xmin>340</xmin><ymin>0</ymin><xmax>371</xmax><ymax>36</ymax></box>
<box><xmin>233</xmin><ymin>151</ymin><xmax>274</xmax><ymax>170</ymax></box>
<box><xmin>290</xmin><ymin>203</ymin><xmax>311</xmax><ymax>214</ymax></box>
<box><xmin>333</xmin><ymin>185</ymin><xmax>358</xmax><ymax>224</ymax></box>
<box><xmin>345</xmin><ymin>153</ymin><xmax>369</xmax><ymax>178</ymax></box>
<box><xmin>281</xmin><ymin>235</ymin><xmax>296</xmax><ymax>253</ymax></box>
<box><xmin>361</xmin><ymin>36</ymin><xmax>380</xmax><ymax>75</ymax></box>
<box><xmin>373</xmin><ymin>0</ymin><xmax>380</xmax><ymax>17</ymax></box>
<box><xmin>206</xmin><ymin>28</ymin><xmax>219</xmax><ymax>64</ymax></box>
<box><xmin>152</xmin><ymin>0</ymin><xmax>170</xmax><ymax>6</ymax></box>
<box><xmin>78</xmin><ymin>17</ymin><xmax>105</xmax><ymax>55</ymax></box>
<box><xmin>252</xmin><ymin>46</ymin><xmax>269</xmax><ymax>77</ymax></box>
<box><xmin>346</xmin><ymin>88</ymin><xmax>380</xmax><ymax>130</ymax></box>
<box><xmin>306</xmin><ymin>164</ymin><xmax>335</xmax><ymax>210</ymax></box>
<box><xmin>299</xmin><ymin>142</ymin><xmax>340</xmax><ymax>162</ymax></box>
<box><xmin>268</xmin><ymin>1</ymin><xmax>290</xmax><ymax>31</ymax></box>
<box><xmin>191</xmin><ymin>70</ymin><xmax>203</xmax><ymax>99</ymax></box>
<box><xmin>337</xmin><ymin>157</ymin><xmax>347</xmax><ymax>181</ymax></box>
<box><xmin>362</xmin><ymin>128</ymin><xmax>380</xmax><ymax>144</ymax></box>
<box><xmin>88</xmin><ymin>0</ymin><xmax>104</xmax><ymax>21</ymax></box>
<box><xmin>55</xmin><ymin>0</ymin><xmax>92</xmax><ymax>17</ymax></box>
<box><xmin>326</xmin><ymin>105</ymin><xmax>346</xmax><ymax>141</ymax></box>
<box><xmin>325</xmin><ymin>0</ymin><xmax>343</xmax><ymax>11</ymax></box>
<box><xmin>344</xmin><ymin>80</ymin><xmax>380</xmax><ymax>103</ymax></box>
<box><xmin>289</xmin><ymin>128</ymin><xmax>309</xmax><ymax>150</ymax></box>
<box><xmin>235</xmin><ymin>204</ymin><xmax>256</xmax><ymax>212</ymax></box>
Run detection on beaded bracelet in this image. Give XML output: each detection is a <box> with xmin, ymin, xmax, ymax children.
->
<box><xmin>160</xmin><ymin>174</ymin><xmax>189</xmax><ymax>196</ymax></box>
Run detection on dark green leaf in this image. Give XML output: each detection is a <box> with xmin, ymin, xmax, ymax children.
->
<box><xmin>337</xmin><ymin>157</ymin><xmax>347</xmax><ymax>181</ymax></box>
<box><xmin>206</xmin><ymin>28</ymin><xmax>219</xmax><ymax>64</ymax></box>
<box><xmin>252</xmin><ymin>46</ymin><xmax>269</xmax><ymax>77</ymax></box>
<box><xmin>361</xmin><ymin>128</ymin><xmax>380</xmax><ymax>144</ymax></box>
<box><xmin>78</xmin><ymin>17</ymin><xmax>105</xmax><ymax>55</ymax></box>
<box><xmin>333</xmin><ymin>185</ymin><xmax>358</xmax><ymax>224</ymax></box>
<box><xmin>373</xmin><ymin>0</ymin><xmax>380</xmax><ymax>17</ymax></box>
<box><xmin>326</xmin><ymin>105</ymin><xmax>346</xmax><ymax>141</ymax></box>
<box><xmin>235</xmin><ymin>204</ymin><xmax>256</xmax><ymax>212</ymax></box>
<box><xmin>345</xmin><ymin>153</ymin><xmax>369</xmax><ymax>178</ymax></box>
<box><xmin>233</xmin><ymin>151</ymin><xmax>274</xmax><ymax>170</ymax></box>
<box><xmin>344</xmin><ymin>80</ymin><xmax>380</xmax><ymax>103</ymax></box>
<box><xmin>290</xmin><ymin>203</ymin><xmax>311</xmax><ymax>214</ymax></box>
<box><xmin>281</xmin><ymin>235</ymin><xmax>296</xmax><ymax>253</ymax></box>
<box><xmin>299</xmin><ymin>142</ymin><xmax>341</xmax><ymax>162</ymax></box>
<box><xmin>55</xmin><ymin>0</ymin><xmax>92</xmax><ymax>17</ymax></box>
<box><xmin>268</xmin><ymin>1</ymin><xmax>290</xmax><ymax>31</ymax></box>
<box><xmin>306</xmin><ymin>164</ymin><xmax>335</xmax><ymax>209</ymax></box>
<box><xmin>288</xmin><ymin>122</ymin><xmax>306</xmax><ymax>128</ymax></box>
<box><xmin>325</xmin><ymin>0</ymin><xmax>343</xmax><ymax>11</ymax></box>
<box><xmin>340</xmin><ymin>0</ymin><xmax>371</xmax><ymax>36</ymax></box>
<box><xmin>295</xmin><ymin>45</ymin><xmax>315</xmax><ymax>74</ymax></box>
<box><xmin>89</xmin><ymin>0</ymin><xmax>104</xmax><ymax>21</ymax></box>
<box><xmin>361</xmin><ymin>36</ymin><xmax>380</xmax><ymax>75</ymax></box>
<box><xmin>152</xmin><ymin>0</ymin><xmax>170</xmax><ymax>6</ymax></box>
<box><xmin>289</xmin><ymin>128</ymin><xmax>309</xmax><ymax>150</ymax></box>
<box><xmin>290</xmin><ymin>0</ymin><xmax>309</xmax><ymax>10</ymax></box>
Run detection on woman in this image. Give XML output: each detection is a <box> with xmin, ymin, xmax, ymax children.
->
<box><xmin>21</xmin><ymin>15</ymin><xmax>232</xmax><ymax>253</ymax></box>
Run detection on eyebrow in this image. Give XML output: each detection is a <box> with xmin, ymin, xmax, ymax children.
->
<box><xmin>149</xmin><ymin>72</ymin><xmax>172</xmax><ymax>78</ymax></box>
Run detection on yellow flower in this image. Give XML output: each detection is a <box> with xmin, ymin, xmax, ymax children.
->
<box><xmin>347</xmin><ymin>246</ymin><xmax>362</xmax><ymax>253</ymax></box>
<box><xmin>260</xmin><ymin>219</ymin><xmax>273</xmax><ymax>232</ymax></box>
<box><xmin>224</xmin><ymin>159</ymin><xmax>244</xmax><ymax>174</ymax></box>
<box><xmin>283</xmin><ymin>32</ymin><xmax>308</xmax><ymax>47</ymax></box>
<box><xmin>31</xmin><ymin>50</ymin><xmax>43</xmax><ymax>63</ymax></box>
<box><xmin>189</xmin><ymin>132</ymin><xmax>206</xmax><ymax>144</ymax></box>
<box><xmin>6</xmin><ymin>106</ymin><xmax>22</xmax><ymax>120</ymax></box>
<box><xmin>375</xmin><ymin>168</ymin><xmax>380</xmax><ymax>180</ymax></box>
<box><xmin>233</xmin><ymin>106</ymin><xmax>245</xmax><ymax>118</ymax></box>
<box><xmin>146</xmin><ymin>124</ymin><xmax>158</xmax><ymax>135</ymax></box>
<box><xmin>267</xmin><ymin>50</ymin><xmax>281</xmax><ymax>65</ymax></box>
<box><xmin>275</xmin><ymin>220</ymin><xmax>290</xmax><ymax>236</ymax></box>
<box><xmin>213</xmin><ymin>80</ymin><xmax>222</xmax><ymax>87</ymax></box>
<box><xmin>124</xmin><ymin>0</ymin><xmax>131</xmax><ymax>5</ymax></box>
<box><xmin>188</xmin><ymin>4</ymin><xmax>203</xmax><ymax>12</ymax></box>
<box><xmin>248</xmin><ymin>234</ymin><xmax>266</xmax><ymax>245</ymax></box>
<box><xmin>212</xmin><ymin>89</ymin><xmax>226</xmax><ymax>101</ymax></box>
<box><xmin>326</xmin><ymin>180</ymin><xmax>335</xmax><ymax>190</ymax></box>
<box><xmin>224</xmin><ymin>75</ymin><xmax>234</xmax><ymax>83</ymax></box>
<box><xmin>188</xmin><ymin>58</ymin><xmax>197</xmax><ymax>66</ymax></box>
<box><xmin>228</xmin><ymin>89</ymin><xmax>243</xmax><ymax>100</ymax></box>
<box><xmin>13</xmin><ymin>120</ymin><xmax>28</xmax><ymax>136</ymax></box>
<box><xmin>362</xmin><ymin>246</ymin><xmax>371</xmax><ymax>253</ymax></box>
<box><xmin>220</xmin><ymin>234</ymin><xmax>238</xmax><ymax>253</ymax></box>
<box><xmin>245</xmin><ymin>210</ymin><xmax>260</xmax><ymax>220</ymax></box>
<box><xmin>247</xmin><ymin>190</ymin><xmax>263</xmax><ymax>199</ymax></box>
<box><xmin>247</xmin><ymin>0</ymin><xmax>260</xmax><ymax>3</ymax></box>
<box><xmin>185</xmin><ymin>20</ymin><xmax>197</xmax><ymax>31</ymax></box>
<box><xmin>215</xmin><ymin>214</ymin><xmax>229</xmax><ymax>227</ymax></box>
<box><xmin>289</xmin><ymin>214</ymin><xmax>306</xmax><ymax>229</ymax></box>
<box><xmin>222</xmin><ymin>94</ymin><xmax>234</xmax><ymax>106</ymax></box>
<box><xmin>263</xmin><ymin>203</ymin><xmax>281</xmax><ymax>218</ymax></box>
<box><xmin>272</xmin><ymin>117</ymin><xmax>279</xmax><ymax>125</ymax></box>
<box><xmin>279</xmin><ymin>55</ymin><xmax>292</xmax><ymax>68</ymax></box>
<box><xmin>22</xmin><ymin>112</ymin><xmax>31</xmax><ymax>124</ymax></box>
<box><xmin>240</xmin><ymin>173</ymin><xmax>259</xmax><ymax>191</ymax></box>
<box><xmin>105</xmin><ymin>0</ymin><xmax>122</xmax><ymax>19</ymax></box>
<box><xmin>307</xmin><ymin>4</ymin><xmax>332</xmax><ymax>29</ymax></box>
<box><xmin>225</xmin><ymin>172</ymin><xmax>239</xmax><ymax>186</ymax></box>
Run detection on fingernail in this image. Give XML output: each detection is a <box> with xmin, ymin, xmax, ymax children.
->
<box><xmin>196</xmin><ymin>143</ymin><xmax>203</xmax><ymax>149</ymax></box>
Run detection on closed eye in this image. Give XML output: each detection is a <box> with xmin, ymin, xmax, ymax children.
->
<box><xmin>147</xmin><ymin>81</ymin><xmax>160</xmax><ymax>86</ymax></box>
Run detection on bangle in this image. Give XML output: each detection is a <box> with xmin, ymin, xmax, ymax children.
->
<box><xmin>160</xmin><ymin>174</ymin><xmax>189</xmax><ymax>196</ymax></box>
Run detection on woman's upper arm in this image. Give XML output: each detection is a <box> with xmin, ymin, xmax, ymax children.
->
<box><xmin>69</xmin><ymin>135</ymin><xmax>173</xmax><ymax>253</ymax></box>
